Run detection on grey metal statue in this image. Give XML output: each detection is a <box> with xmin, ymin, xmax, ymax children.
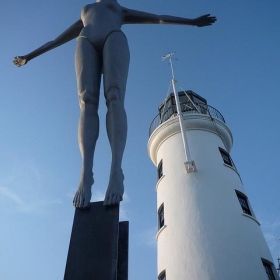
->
<box><xmin>13</xmin><ymin>0</ymin><xmax>216</xmax><ymax>209</ymax></box>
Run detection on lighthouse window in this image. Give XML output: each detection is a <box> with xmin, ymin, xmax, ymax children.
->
<box><xmin>157</xmin><ymin>160</ymin><xmax>163</xmax><ymax>180</ymax></box>
<box><xmin>219</xmin><ymin>147</ymin><xmax>235</xmax><ymax>168</ymax></box>
<box><xmin>262</xmin><ymin>259</ymin><xmax>276</xmax><ymax>280</ymax></box>
<box><xmin>158</xmin><ymin>270</ymin><xmax>166</xmax><ymax>280</ymax></box>
<box><xmin>235</xmin><ymin>191</ymin><xmax>252</xmax><ymax>216</ymax></box>
<box><xmin>158</xmin><ymin>204</ymin><xmax>165</xmax><ymax>230</ymax></box>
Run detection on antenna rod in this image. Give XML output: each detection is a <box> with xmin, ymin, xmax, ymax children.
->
<box><xmin>162</xmin><ymin>52</ymin><xmax>196</xmax><ymax>173</ymax></box>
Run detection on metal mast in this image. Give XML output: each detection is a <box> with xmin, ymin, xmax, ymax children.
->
<box><xmin>162</xmin><ymin>52</ymin><xmax>196</xmax><ymax>172</ymax></box>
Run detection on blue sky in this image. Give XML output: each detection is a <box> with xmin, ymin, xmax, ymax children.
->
<box><xmin>1</xmin><ymin>0</ymin><xmax>280</xmax><ymax>279</ymax></box>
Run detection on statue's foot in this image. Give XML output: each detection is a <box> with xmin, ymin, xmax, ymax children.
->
<box><xmin>104</xmin><ymin>169</ymin><xmax>124</xmax><ymax>206</ymax></box>
<box><xmin>73</xmin><ymin>177</ymin><xmax>94</xmax><ymax>209</ymax></box>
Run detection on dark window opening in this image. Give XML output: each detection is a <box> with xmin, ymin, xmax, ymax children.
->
<box><xmin>157</xmin><ymin>160</ymin><xmax>163</xmax><ymax>180</ymax></box>
<box><xmin>262</xmin><ymin>259</ymin><xmax>276</xmax><ymax>280</ymax></box>
<box><xmin>158</xmin><ymin>204</ymin><xmax>164</xmax><ymax>230</ymax></box>
<box><xmin>235</xmin><ymin>190</ymin><xmax>252</xmax><ymax>216</ymax></box>
<box><xmin>158</xmin><ymin>270</ymin><xmax>166</xmax><ymax>280</ymax></box>
<box><xmin>219</xmin><ymin>147</ymin><xmax>236</xmax><ymax>168</ymax></box>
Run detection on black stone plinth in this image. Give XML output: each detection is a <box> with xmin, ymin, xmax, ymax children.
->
<box><xmin>117</xmin><ymin>221</ymin><xmax>129</xmax><ymax>280</ymax></box>
<box><xmin>64</xmin><ymin>202</ymin><xmax>120</xmax><ymax>280</ymax></box>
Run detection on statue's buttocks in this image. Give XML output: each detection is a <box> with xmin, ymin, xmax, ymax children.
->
<box><xmin>79</xmin><ymin>2</ymin><xmax>124</xmax><ymax>50</ymax></box>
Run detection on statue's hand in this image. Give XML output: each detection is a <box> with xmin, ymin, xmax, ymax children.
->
<box><xmin>13</xmin><ymin>56</ymin><xmax>28</xmax><ymax>67</ymax></box>
<box><xmin>193</xmin><ymin>14</ymin><xmax>217</xmax><ymax>27</ymax></box>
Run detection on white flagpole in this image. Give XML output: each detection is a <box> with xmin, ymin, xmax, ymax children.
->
<box><xmin>162</xmin><ymin>53</ymin><xmax>196</xmax><ymax>172</ymax></box>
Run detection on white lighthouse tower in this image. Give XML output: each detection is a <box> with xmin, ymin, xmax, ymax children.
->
<box><xmin>147</xmin><ymin>54</ymin><xmax>278</xmax><ymax>280</ymax></box>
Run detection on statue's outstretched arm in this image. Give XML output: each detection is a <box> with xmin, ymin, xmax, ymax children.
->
<box><xmin>122</xmin><ymin>8</ymin><xmax>216</xmax><ymax>27</ymax></box>
<box><xmin>14</xmin><ymin>20</ymin><xmax>84</xmax><ymax>67</ymax></box>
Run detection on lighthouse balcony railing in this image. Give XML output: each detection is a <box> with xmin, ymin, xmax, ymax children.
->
<box><xmin>149</xmin><ymin>103</ymin><xmax>225</xmax><ymax>136</ymax></box>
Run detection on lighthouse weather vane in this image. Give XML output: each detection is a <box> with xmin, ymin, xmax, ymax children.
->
<box><xmin>162</xmin><ymin>52</ymin><xmax>197</xmax><ymax>172</ymax></box>
<box><xmin>13</xmin><ymin>0</ymin><xmax>216</xmax><ymax>208</ymax></box>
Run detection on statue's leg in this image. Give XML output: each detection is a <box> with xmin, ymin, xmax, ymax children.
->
<box><xmin>73</xmin><ymin>38</ymin><xmax>102</xmax><ymax>208</ymax></box>
<box><xmin>102</xmin><ymin>32</ymin><xmax>130</xmax><ymax>205</ymax></box>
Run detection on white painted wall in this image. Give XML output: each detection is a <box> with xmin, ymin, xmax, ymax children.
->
<box><xmin>148</xmin><ymin>113</ymin><xmax>278</xmax><ymax>280</ymax></box>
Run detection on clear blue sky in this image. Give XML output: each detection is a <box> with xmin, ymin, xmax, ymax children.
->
<box><xmin>0</xmin><ymin>0</ymin><xmax>280</xmax><ymax>279</ymax></box>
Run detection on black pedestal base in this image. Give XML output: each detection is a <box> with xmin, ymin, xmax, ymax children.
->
<box><xmin>64</xmin><ymin>202</ymin><xmax>128</xmax><ymax>280</ymax></box>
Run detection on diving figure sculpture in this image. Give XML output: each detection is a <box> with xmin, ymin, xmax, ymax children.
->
<box><xmin>13</xmin><ymin>0</ymin><xmax>216</xmax><ymax>209</ymax></box>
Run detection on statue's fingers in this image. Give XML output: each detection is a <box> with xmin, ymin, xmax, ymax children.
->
<box><xmin>13</xmin><ymin>60</ymin><xmax>21</xmax><ymax>66</ymax></box>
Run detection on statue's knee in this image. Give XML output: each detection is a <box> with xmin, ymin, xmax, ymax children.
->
<box><xmin>79</xmin><ymin>89</ymin><xmax>99</xmax><ymax>109</ymax></box>
<box><xmin>105</xmin><ymin>87</ymin><xmax>123</xmax><ymax>106</ymax></box>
